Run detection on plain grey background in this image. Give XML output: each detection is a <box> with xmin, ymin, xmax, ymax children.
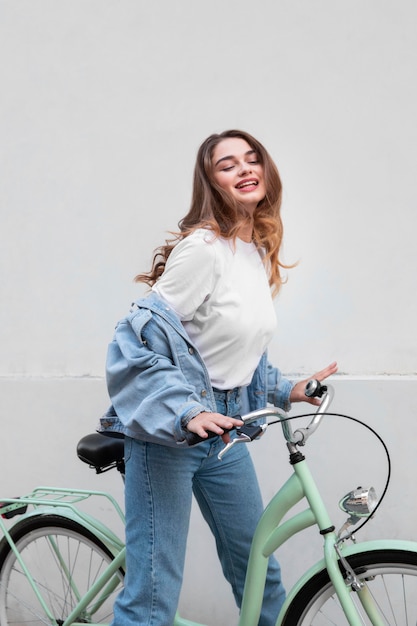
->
<box><xmin>1</xmin><ymin>2</ymin><xmax>416</xmax><ymax>623</ymax></box>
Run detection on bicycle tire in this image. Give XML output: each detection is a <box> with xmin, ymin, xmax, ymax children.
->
<box><xmin>0</xmin><ymin>513</ymin><xmax>124</xmax><ymax>625</ymax></box>
<box><xmin>280</xmin><ymin>548</ymin><xmax>417</xmax><ymax>625</ymax></box>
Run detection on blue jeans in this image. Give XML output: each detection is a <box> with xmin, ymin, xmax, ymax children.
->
<box><xmin>111</xmin><ymin>388</ymin><xmax>285</xmax><ymax>625</ymax></box>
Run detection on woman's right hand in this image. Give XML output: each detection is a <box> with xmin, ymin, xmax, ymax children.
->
<box><xmin>186</xmin><ymin>412</ymin><xmax>244</xmax><ymax>443</ymax></box>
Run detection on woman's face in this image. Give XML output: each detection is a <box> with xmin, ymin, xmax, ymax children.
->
<box><xmin>211</xmin><ymin>137</ymin><xmax>266</xmax><ymax>213</ymax></box>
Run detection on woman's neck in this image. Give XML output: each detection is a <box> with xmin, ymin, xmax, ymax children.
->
<box><xmin>237</xmin><ymin>221</ymin><xmax>254</xmax><ymax>243</ymax></box>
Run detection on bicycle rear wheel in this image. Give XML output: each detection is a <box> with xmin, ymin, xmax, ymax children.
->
<box><xmin>280</xmin><ymin>549</ymin><xmax>417</xmax><ymax>625</ymax></box>
<box><xmin>0</xmin><ymin>513</ymin><xmax>124</xmax><ymax>625</ymax></box>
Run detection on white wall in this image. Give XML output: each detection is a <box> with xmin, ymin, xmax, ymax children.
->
<box><xmin>1</xmin><ymin>1</ymin><xmax>416</xmax><ymax>623</ymax></box>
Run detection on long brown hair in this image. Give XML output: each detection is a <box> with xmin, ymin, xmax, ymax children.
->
<box><xmin>135</xmin><ymin>130</ymin><xmax>289</xmax><ymax>295</ymax></box>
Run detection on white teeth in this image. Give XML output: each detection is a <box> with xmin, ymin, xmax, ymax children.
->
<box><xmin>237</xmin><ymin>181</ymin><xmax>257</xmax><ymax>189</ymax></box>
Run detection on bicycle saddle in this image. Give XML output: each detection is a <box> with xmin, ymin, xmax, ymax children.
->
<box><xmin>77</xmin><ymin>432</ymin><xmax>125</xmax><ymax>474</ymax></box>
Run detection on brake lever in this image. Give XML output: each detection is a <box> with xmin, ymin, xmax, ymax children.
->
<box><xmin>218</xmin><ymin>423</ymin><xmax>267</xmax><ymax>460</ymax></box>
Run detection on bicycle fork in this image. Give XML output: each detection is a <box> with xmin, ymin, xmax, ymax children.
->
<box><xmin>333</xmin><ymin>543</ymin><xmax>386</xmax><ymax>626</ymax></box>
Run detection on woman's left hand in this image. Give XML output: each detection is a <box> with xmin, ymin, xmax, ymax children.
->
<box><xmin>289</xmin><ymin>361</ymin><xmax>338</xmax><ymax>405</ymax></box>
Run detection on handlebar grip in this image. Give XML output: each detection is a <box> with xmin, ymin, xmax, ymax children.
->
<box><xmin>185</xmin><ymin>414</ymin><xmax>242</xmax><ymax>446</ymax></box>
<box><xmin>186</xmin><ymin>428</ymin><xmax>230</xmax><ymax>446</ymax></box>
<box><xmin>186</xmin><ymin>422</ymin><xmax>263</xmax><ymax>447</ymax></box>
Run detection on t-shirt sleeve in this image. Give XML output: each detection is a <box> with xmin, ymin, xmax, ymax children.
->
<box><xmin>152</xmin><ymin>232</ymin><xmax>217</xmax><ymax>321</ymax></box>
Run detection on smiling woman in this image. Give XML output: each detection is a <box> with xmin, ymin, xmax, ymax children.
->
<box><xmin>212</xmin><ymin>137</ymin><xmax>267</xmax><ymax>219</ymax></box>
<box><xmin>101</xmin><ymin>129</ymin><xmax>338</xmax><ymax>626</ymax></box>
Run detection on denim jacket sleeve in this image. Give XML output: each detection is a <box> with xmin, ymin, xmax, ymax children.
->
<box><xmin>103</xmin><ymin>307</ymin><xmax>213</xmax><ymax>446</ymax></box>
<box><xmin>266</xmin><ymin>360</ymin><xmax>295</xmax><ymax>412</ymax></box>
<box><xmin>246</xmin><ymin>353</ymin><xmax>295</xmax><ymax>413</ymax></box>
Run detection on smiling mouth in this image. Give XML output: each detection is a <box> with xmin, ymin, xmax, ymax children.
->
<box><xmin>236</xmin><ymin>180</ymin><xmax>258</xmax><ymax>189</ymax></box>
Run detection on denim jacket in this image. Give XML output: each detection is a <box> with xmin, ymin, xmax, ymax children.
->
<box><xmin>100</xmin><ymin>291</ymin><xmax>294</xmax><ymax>447</ymax></box>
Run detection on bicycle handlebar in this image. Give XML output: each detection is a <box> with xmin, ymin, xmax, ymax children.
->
<box><xmin>239</xmin><ymin>380</ymin><xmax>334</xmax><ymax>445</ymax></box>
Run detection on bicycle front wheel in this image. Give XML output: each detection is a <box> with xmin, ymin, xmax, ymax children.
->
<box><xmin>280</xmin><ymin>549</ymin><xmax>417</xmax><ymax>625</ymax></box>
<box><xmin>0</xmin><ymin>513</ymin><xmax>124</xmax><ymax>625</ymax></box>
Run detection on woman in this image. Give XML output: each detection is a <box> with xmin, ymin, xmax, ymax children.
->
<box><xmin>101</xmin><ymin>129</ymin><xmax>337</xmax><ymax>625</ymax></box>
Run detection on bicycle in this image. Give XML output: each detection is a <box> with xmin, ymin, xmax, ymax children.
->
<box><xmin>1</xmin><ymin>380</ymin><xmax>417</xmax><ymax>625</ymax></box>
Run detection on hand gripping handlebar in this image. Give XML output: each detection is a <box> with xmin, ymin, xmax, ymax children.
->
<box><xmin>187</xmin><ymin>380</ymin><xmax>334</xmax><ymax>458</ymax></box>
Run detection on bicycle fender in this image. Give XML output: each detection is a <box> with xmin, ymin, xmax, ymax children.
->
<box><xmin>5</xmin><ymin>506</ymin><xmax>124</xmax><ymax>555</ymax></box>
<box><xmin>276</xmin><ymin>538</ymin><xmax>417</xmax><ymax>624</ymax></box>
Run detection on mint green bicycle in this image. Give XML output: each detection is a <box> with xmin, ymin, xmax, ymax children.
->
<box><xmin>1</xmin><ymin>380</ymin><xmax>417</xmax><ymax>625</ymax></box>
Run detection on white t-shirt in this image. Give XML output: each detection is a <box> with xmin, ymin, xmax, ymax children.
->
<box><xmin>153</xmin><ymin>229</ymin><xmax>277</xmax><ymax>390</ymax></box>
